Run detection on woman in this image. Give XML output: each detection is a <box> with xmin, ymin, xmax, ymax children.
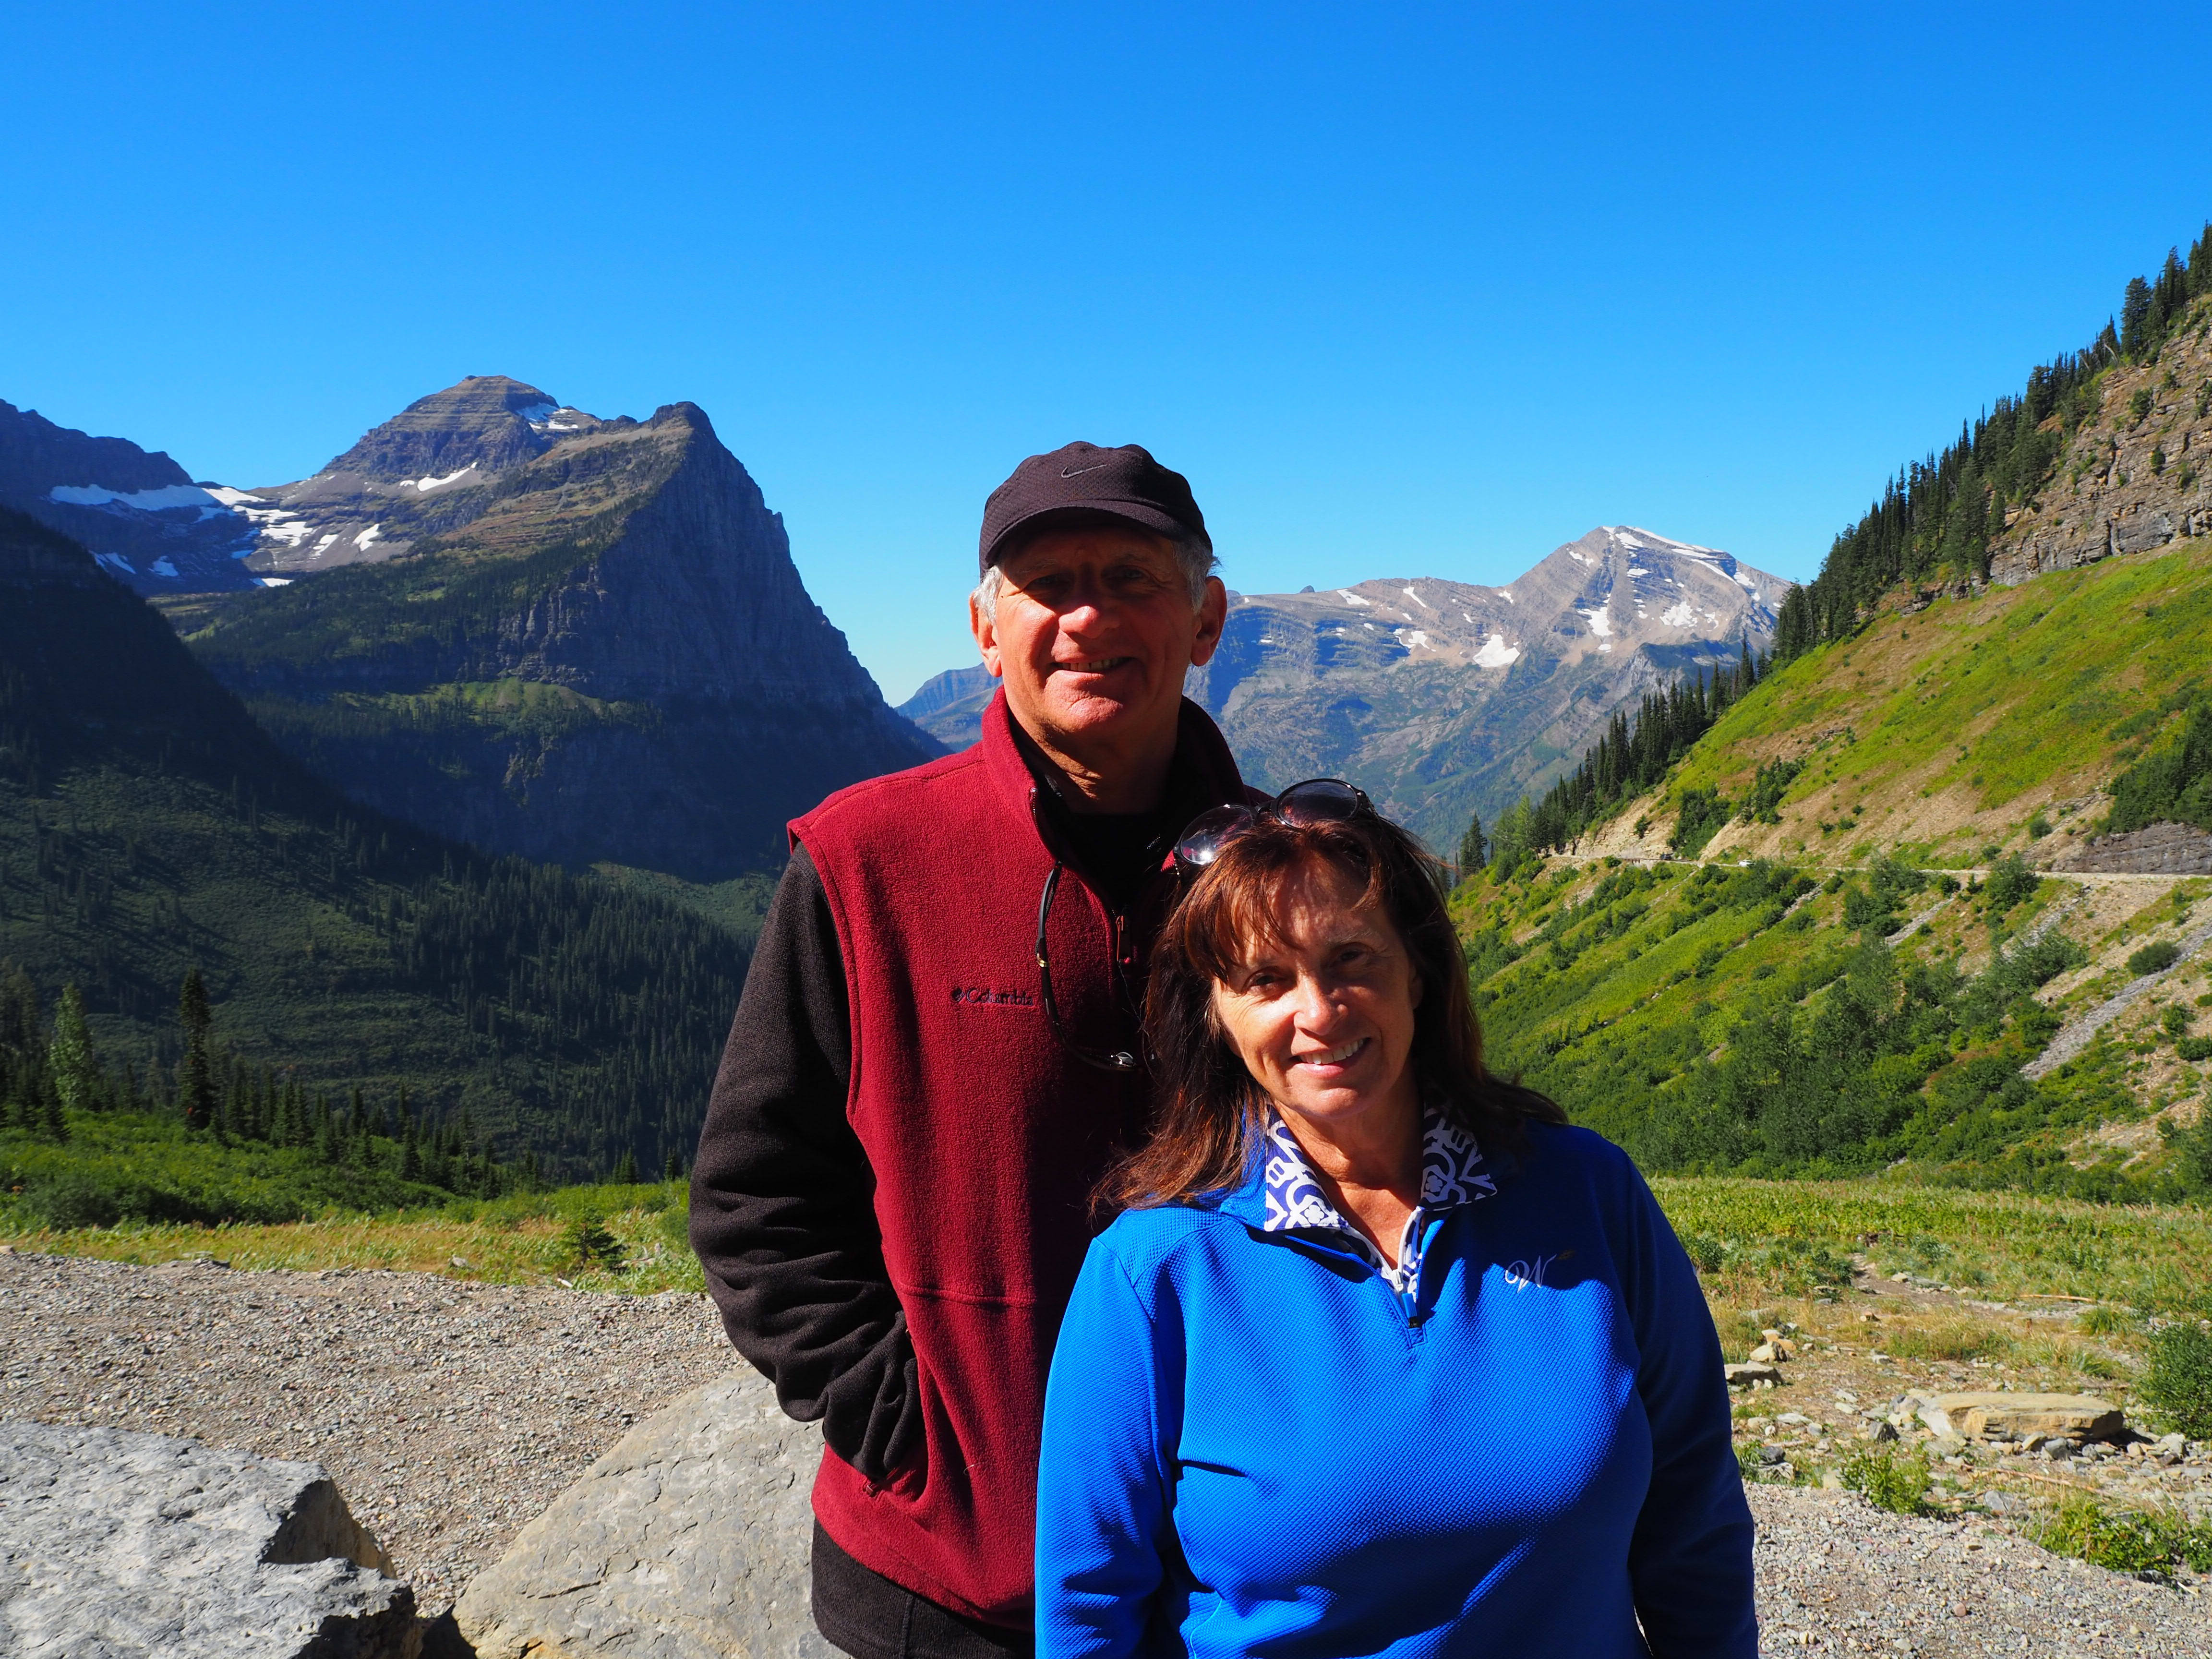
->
<box><xmin>1035</xmin><ymin>784</ymin><xmax>1755</xmax><ymax>1658</ymax></box>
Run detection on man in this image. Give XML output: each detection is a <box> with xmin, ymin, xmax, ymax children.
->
<box><xmin>691</xmin><ymin>443</ymin><xmax>1252</xmax><ymax>1658</ymax></box>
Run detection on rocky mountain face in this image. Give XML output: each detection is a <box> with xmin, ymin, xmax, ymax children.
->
<box><xmin>897</xmin><ymin>663</ymin><xmax>998</xmax><ymax>747</ymax></box>
<box><xmin>0</xmin><ymin>378</ymin><xmax>643</xmax><ymax>595</ymax></box>
<box><xmin>1191</xmin><ymin>527</ymin><xmax>1785</xmax><ymax>849</ymax></box>
<box><xmin>908</xmin><ymin>527</ymin><xmax>1786</xmax><ymax>850</ymax></box>
<box><xmin>0</xmin><ymin>399</ymin><xmax>269</xmax><ymax>591</ymax></box>
<box><xmin>181</xmin><ymin>377</ymin><xmax>941</xmax><ymax>878</ymax></box>
<box><xmin>1988</xmin><ymin>333</ymin><xmax>2212</xmax><ymax>585</ymax></box>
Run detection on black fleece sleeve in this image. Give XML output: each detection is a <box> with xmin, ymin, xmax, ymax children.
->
<box><xmin>689</xmin><ymin>844</ymin><xmax>921</xmax><ymax>1481</ymax></box>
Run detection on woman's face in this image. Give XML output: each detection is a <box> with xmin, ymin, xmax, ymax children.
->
<box><xmin>1209</xmin><ymin>855</ymin><xmax>1423</xmax><ymax>1135</ymax></box>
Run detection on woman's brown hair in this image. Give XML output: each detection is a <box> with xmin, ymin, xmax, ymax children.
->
<box><xmin>1105</xmin><ymin>809</ymin><xmax>1566</xmax><ymax>1214</ymax></box>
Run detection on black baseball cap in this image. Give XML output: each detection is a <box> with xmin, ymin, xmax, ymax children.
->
<box><xmin>978</xmin><ymin>441</ymin><xmax>1211</xmax><ymax>575</ymax></box>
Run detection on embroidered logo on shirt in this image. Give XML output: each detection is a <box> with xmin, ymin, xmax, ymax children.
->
<box><xmin>1260</xmin><ymin>1105</ymin><xmax>1495</xmax><ymax>1299</ymax></box>
<box><xmin>950</xmin><ymin>986</ymin><xmax>1038</xmax><ymax>1010</ymax></box>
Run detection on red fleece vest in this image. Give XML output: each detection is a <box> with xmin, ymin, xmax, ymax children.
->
<box><xmin>791</xmin><ymin>692</ymin><xmax>1247</xmax><ymax>1626</ymax></box>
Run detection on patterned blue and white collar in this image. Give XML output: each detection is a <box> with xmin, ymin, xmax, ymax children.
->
<box><xmin>1259</xmin><ymin>1102</ymin><xmax>1495</xmax><ymax>1299</ymax></box>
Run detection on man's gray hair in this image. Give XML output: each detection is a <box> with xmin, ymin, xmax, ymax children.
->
<box><xmin>970</xmin><ymin>532</ymin><xmax>1217</xmax><ymax>623</ymax></box>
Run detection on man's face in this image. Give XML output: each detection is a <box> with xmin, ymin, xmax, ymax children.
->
<box><xmin>972</xmin><ymin>525</ymin><xmax>1227</xmax><ymax>766</ymax></box>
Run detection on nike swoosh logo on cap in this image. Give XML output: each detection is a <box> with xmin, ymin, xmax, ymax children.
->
<box><xmin>1060</xmin><ymin>463</ymin><xmax>1110</xmax><ymax>478</ymax></box>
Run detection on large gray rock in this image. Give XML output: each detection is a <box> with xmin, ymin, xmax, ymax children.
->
<box><xmin>0</xmin><ymin>1419</ymin><xmax>416</xmax><ymax>1658</ymax></box>
<box><xmin>454</xmin><ymin>1368</ymin><xmax>830</xmax><ymax>1659</ymax></box>
<box><xmin>2051</xmin><ymin>821</ymin><xmax>2212</xmax><ymax>876</ymax></box>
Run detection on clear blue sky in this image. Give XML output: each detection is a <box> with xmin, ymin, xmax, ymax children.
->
<box><xmin>5</xmin><ymin>3</ymin><xmax>2208</xmax><ymax>702</ymax></box>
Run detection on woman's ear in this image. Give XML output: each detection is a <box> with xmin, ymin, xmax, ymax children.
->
<box><xmin>1409</xmin><ymin>970</ymin><xmax>1425</xmax><ymax>1010</ymax></box>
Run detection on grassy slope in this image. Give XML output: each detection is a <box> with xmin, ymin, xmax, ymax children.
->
<box><xmin>1603</xmin><ymin>539</ymin><xmax>2211</xmax><ymax>866</ymax></box>
<box><xmin>1457</xmin><ymin>539</ymin><xmax>2212</xmax><ymax>1192</ymax></box>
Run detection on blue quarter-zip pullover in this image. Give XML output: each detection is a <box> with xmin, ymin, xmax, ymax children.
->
<box><xmin>1036</xmin><ymin>1121</ymin><xmax>1755</xmax><ymax>1658</ymax></box>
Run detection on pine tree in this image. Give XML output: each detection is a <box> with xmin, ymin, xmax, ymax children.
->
<box><xmin>612</xmin><ymin>1148</ymin><xmax>640</xmax><ymax>1185</ymax></box>
<box><xmin>178</xmin><ymin>968</ymin><xmax>215</xmax><ymax>1131</ymax></box>
<box><xmin>663</xmin><ymin>1149</ymin><xmax>685</xmax><ymax>1182</ymax></box>
<box><xmin>1457</xmin><ymin>811</ymin><xmax>1488</xmax><ymax>876</ymax></box>
<box><xmin>2121</xmin><ymin>276</ymin><xmax>2154</xmax><ymax>357</ymax></box>
<box><xmin>48</xmin><ymin>984</ymin><xmax>101</xmax><ymax>1115</ymax></box>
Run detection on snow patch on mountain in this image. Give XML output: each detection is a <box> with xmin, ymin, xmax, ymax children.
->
<box><xmin>48</xmin><ymin>483</ymin><xmax>219</xmax><ymax>512</ymax></box>
<box><xmin>1473</xmin><ymin>633</ymin><xmax>1520</xmax><ymax>669</ymax></box>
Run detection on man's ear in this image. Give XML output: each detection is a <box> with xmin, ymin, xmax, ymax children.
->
<box><xmin>1187</xmin><ymin>575</ymin><xmax>1229</xmax><ymax>669</ymax></box>
<box><xmin>971</xmin><ymin>591</ymin><xmax>1004</xmax><ymax>678</ymax></box>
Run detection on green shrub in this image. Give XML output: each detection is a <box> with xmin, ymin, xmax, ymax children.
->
<box><xmin>2128</xmin><ymin>941</ymin><xmax>2183</xmax><ymax>978</ymax></box>
<box><xmin>1984</xmin><ymin>854</ymin><xmax>2040</xmax><ymax>917</ymax></box>
<box><xmin>2078</xmin><ymin>1304</ymin><xmax>2138</xmax><ymax>1335</ymax></box>
<box><xmin>2028</xmin><ymin>813</ymin><xmax>2052</xmax><ymax>840</ymax></box>
<box><xmin>1678</xmin><ymin>1232</ymin><xmax>1727</xmax><ymax>1274</ymax></box>
<box><xmin>2036</xmin><ymin>1494</ymin><xmax>2212</xmax><ymax>1575</ymax></box>
<box><xmin>1841</xmin><ymin>1446</ymin><xmax>1931</xmax><ymax>1516</ymax></box>
<box><xmin>2179</xmin><ymin>1036</ymin><xmax>2212</xmax><ymax>1062</ymax></box>
<box><xmin>2142</xmin><ymin>1322</ymin><xmax>2212</xmax><ymax>1438</ymax></box>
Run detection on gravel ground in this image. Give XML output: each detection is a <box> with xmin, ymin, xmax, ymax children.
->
<box><xmin>7</xmin><ymin>1247</ymin><xmax>2212</xmax><ymax>1650</ymax></box>
<box><xmin>0</xmin><ymin>1246</ymin><xmax>735</xmax><ymax>1615</ymax></box>
<box><xmin>1751</xmin><ymin>1485</ymin><xmax>2212</xmax><ymax>1655</ymax></box>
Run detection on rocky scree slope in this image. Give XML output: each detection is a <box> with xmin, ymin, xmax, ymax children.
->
<box><xmin>182</xmin><ymin>378</ymin><xmax>940</xmax><ymax>878</ymax></box>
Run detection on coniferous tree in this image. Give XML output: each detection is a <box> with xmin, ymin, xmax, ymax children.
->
<box><xmin>178</xmin><ymin>969</ymin><xmax>215</xmax><ymax>1131</ymax></box>
<box><xmin>48</xmin><ymin>984</ymin><xmax>101</xmax><ymax>1115</ymax></box>
<box><xmin>2121</xmin><ymin>276</ymin><xmax>2153</xmax><ymax>357</ymax></box>
<box><xmin>1457</xmin><ymin>811</ymin><xmax>1489</xmax><ymax>877</ymax></box>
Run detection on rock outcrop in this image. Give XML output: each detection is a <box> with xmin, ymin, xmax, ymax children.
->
<box><xmin>1987</xmin><ymin>328</ymin><xmax>2212</xmax><ymax>588</ymax></box>
<box><xmin>2049</xmin><ymin>821</ymin><xmax>2212</xmax><ymax>874</ymax></box>
<box><xmin>453</xmin><ymin>1368</ymin><xmax>828</xmax><ymax>1659</ymax></box>
<box><xmin>1913</xmin><ymin>1393</ymin><xmax>2126</xmax><ymax>1444</ymax></box>
<box><xmin>0</xmin><ymin>1419</ymin><xmax>416</xmax><ymax>1658</ymax></box>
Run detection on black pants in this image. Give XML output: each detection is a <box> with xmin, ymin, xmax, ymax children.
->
<box><xmin>811</xmin><ymin>1521</ymin><xmax>1035</xmax><ymax>1659</ymax></box>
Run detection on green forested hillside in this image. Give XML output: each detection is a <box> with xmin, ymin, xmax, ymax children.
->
<box><xmin>1455</xmin><ymin>538</ymin><xmax>2212</xmax><ymax>1202</ymax></box>
<box><xmin>1463</xmin><ymin>223</ymin><xmax>2212</xmax><ymax>1200</ymax></box>
<box><xmin>0</xmin><ymin>509</ymin><xmax>745</xmax><ymax>1192</ymax></box>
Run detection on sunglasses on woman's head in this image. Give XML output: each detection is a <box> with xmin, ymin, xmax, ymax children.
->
<box><xmin>1171</xmin><ymin>779</ymin><xmax>1374</xmax><ymax>876</ymax></box>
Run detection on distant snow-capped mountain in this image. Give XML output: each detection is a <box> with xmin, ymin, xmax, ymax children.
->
<box><xmin>0</xmin><ymin>378</ymin><xmax>634</xmax><ymax>594</ymax></box>
<box><xmin>902</xmin><ymin>526</ymin><xmax>1790</xmax><ymax>850</ymax></box>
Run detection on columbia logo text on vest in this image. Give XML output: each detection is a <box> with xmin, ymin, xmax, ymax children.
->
<box><xmin>951</xmin><ymin>986</ymin><xmax>1039</xmax><ymax>1010</ymax></box>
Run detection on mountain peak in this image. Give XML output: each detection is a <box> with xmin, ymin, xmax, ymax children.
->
<box><xmin>322</xmin><ymin>374</ymin><xmax>575</xmax><ymax>482</ymax></box>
